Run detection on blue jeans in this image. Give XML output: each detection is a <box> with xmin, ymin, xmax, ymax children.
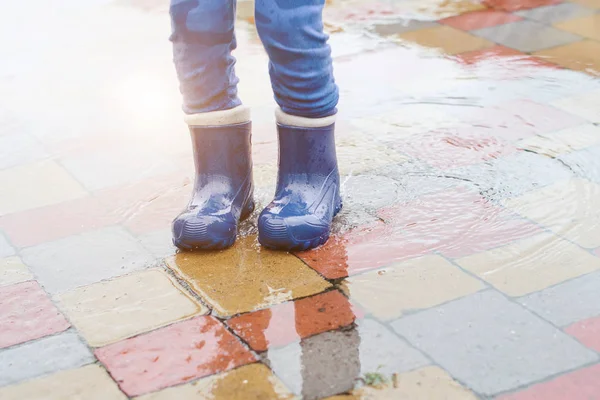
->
<box><xmin>169</xmin><ymin>0</ymin><xmax>339</xmax><ymax>118</ymax></box>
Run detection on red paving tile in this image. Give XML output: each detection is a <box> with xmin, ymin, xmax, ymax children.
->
<box><xmin>378</xmin><ymin>188</ymin><xmax>542</xmax><ymax>259</ymax></box>
<box><xmin>497</xmin><ymin>363</ymin><xmax>600</xmax><ymax>399</ymax></box>
<box><xmin>95</xmin><ymin>316</ymin><xmax>256</xmax><ymax>397</ymax></box>
<box><xmin>227</xmin><ymin>290</ymin><xmax>363</xmax><ymax>352</ymax></box>
<box><xmin>0</xmin><ymin>281</ymin><xmax>70</xmax><ymax>348</ymax></box>
<box><xmin>594</xmin><ymin>248</ymin><xmax>600</xmax><ymax>257</ymax></box>
<box><xmin>455</xmin><ymin>45</ymin><xmax>561</xmax><ymax>70</ymax></box>
<box><xmin>441</xmin><ymin>10</ymin><xmax>522</xmax><ymax>31</ymax></box>
<box><xmin>484</xmin><ymin>0</ymin><xmax>562</xmax><ymax>12</ymax></box>
<box><xmin>397</xmin><ymin>132</ymin><xmax>516</xmax><ymax>169</ymax></box>
<box><xmin>565</xmin><ymin>316</ymin><xmax>600</xmax><ymax>352</ymax></box>
<box><xmin>296</xmin><ymin>222</ymin><xmax>431</xmax><ymax>279</ymax></box>
<box><xmin>0</xmin><ymin>196</ymin><xmax>118</xmax><ymax>248</ymax></box>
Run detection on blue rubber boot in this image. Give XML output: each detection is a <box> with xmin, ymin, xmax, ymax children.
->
<box><xmin>172</xmin><ymin>115</ymin><xmax>254</xmax><ymax>250</ymax></box>
<box><xmin>258</xmin><ymin>119</ymin><xmax>342</xmax><ymax>251</ymax></box>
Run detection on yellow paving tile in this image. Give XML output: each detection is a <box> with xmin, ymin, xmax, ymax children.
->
<box><xmin>0</xmin><ymin>364</ymin><xmax>126</xmax><ymax>400</ymax></box>
<box><xmin>555</xmin><ymin>14</ymin><xmax>600</xmax><ymax>40</ymax></box>
<box><xmin>534</xmin><ymin>40</ymin><xmax>600</xmax><ymax>76</ymax></box>
<box><xmin>569</xmin><ymin>0</ymin><xmax>600</xmax><ymax>9</ymax></box>
<box><xmin>397</xmin><ymin>26</ymin><xmax>494</xmax><ymax>55</ymax></box>
<box><xmin>324</xmin><ymin>366</ymin><xmax>477</xmax><ymax>400</ymax></box>
<box><xmin>166</xmin><ymin>235</ymin><xmax>331</xmax><ymax>317</ymax></box>
<box><xmin>517</xmin><ymin>124</ymin><xmax>600</xmax><ymax>157</ymax></box>
<box><xmin>57</xmin><ymin>269</ymin><xmax>206</xmax><ymax>347</ymax></box>
<box><xmin>456</xmin><ymin>233</ymin><xmax>600</xmax><ymax>297</ymax></box>
<box><xmin>552</xmin><ymin>89</ymin><xmax>600</xmax><ymax>123</ymax></box>
<box><xmin>0</xmin><ymin>161</ymin><xmax>88</xmax><ymax>216</ymax></box>
<box><xmin>0</xmin><ymin>256</ymin><xmax>33</xmax><ymax>286</ymax></box>
<box><xmin>136</xmin><ymin>363</ymin><xmax>296</xmax><ymax>400</ymax></box>
<box><xmin>342</xmin><ymin>255</ymin><xmax>485</xmax><ymax>321</ymax></box>
<box><xmin>504</xmin><ymin>179</ymin><xmax>600</xmax><ymax>248</ymax></box>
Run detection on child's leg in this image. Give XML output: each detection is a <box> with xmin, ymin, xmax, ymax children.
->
<box><xmin>255</xmin><ymin>0</ymin><xmax>342</xmax><ymax>251</ymax></box>
<box><xmin>254</xmin><ymin>0</ymin><xmax>338</xmax><ymax>118</ymax></box>
<box><xmin>170</xmin><ymin>0</ymin><xmax>241</xmax><ymax>114</ymax></box>
<box><xmin>169</xmin><ymin>0</ymin><xmax>254</xmax><ymax>250</ymax></box>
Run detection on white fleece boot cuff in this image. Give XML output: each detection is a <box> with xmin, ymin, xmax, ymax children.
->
<box><xmin>275</xmin><ymin>107</ymin><xmax>336</xmax><ymax>128</ymax></box>
<box><xmin>184</xmin><ymin>105</ymin><xmax>251</xmax><ymax>126</ymax></box>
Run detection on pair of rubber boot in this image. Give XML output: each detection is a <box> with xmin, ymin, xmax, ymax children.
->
<box><xmin>171</xmin><ymin>106</ymin><xmax>342</xmax><ymax>251</ymax></box>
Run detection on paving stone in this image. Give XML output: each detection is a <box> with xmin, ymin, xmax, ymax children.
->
<box><xmin>265</xmin><ymin>318</ymin><xmax>429</xmax><ymax>400</ymax></box>
<box><xmin>555</xmin><ymin>14</ymin><xmax>600</xmax><ymax>41</ymax></box>
<box><xmin>0</xmin><ymin>232</ymin><xmax>14</xmax><ymax>258</ymax></box>
<box><xmin>503</xmin><ymin>178</ymin><xmax>600</xmax><ymax>248</ymax></box>
<box><xmin>559</xmin><ymin>145</ymin><xmax>600</xmax><ymax>184</ymax></box>
<box><xmin>552</xmin><ymin>88</ymin><xmax>600</xmax><ymax>123</ymax></box>
<box><xmin>441</xmin><ymin>9</ymin><xmax>522</xmax><ymax>31</ymax></box>
<box><xmin>534</xmin><ymin>40</ymin><xmax>600</xmax><ymax>75</ymax></box>
<box><xmin>135</xmin><ymin>363</ymin><xmax>295</xmax><ymax>400</ymax></box>
<box><xmin>449</xmin><ymin>151</ymin><xmax>573</xmax><ymax>201</ymax></box>
<box><xmin>166</xmin><ymin>235</ymin><xmax>331</xmax><ymax>317</ymax></box>
<box><xmin>227</xmin><ymin>290</ymin><xmax>363</xmax><ymax>352</ymax></box>
<box><xmin>0</xmin><ymin>281</ymin><xmax>70</xmax><ymax>348</ymax></box>
<box><xmin>518</xmin><ymin>271</ymin><xmax>600</xmax><ymax>326</ymax></box>
<box><xmin>342</xmin><ymin>255</ymin><xmax>485</xmax><ymax>320</ymax></box>
<box><xmin>342</xmin><ymin>175</ymin><xmax>399</xmax><ymax>210</ymax></box>
<box><xmin>565</xmin><ymin>316</ymin><xmax>600</xmax><ymax>352</ymax></box>
<box><xmin>324</xmin><ymin>366</ymin><xmax>478</xmax><ymax>400</ymax></box>
<box><xmin>457</xmin><ymin>233</ymin><xmax>600</xmax><ymax>296</ymax></box>
<box><xmin>485</xmin><ymin>0</ymin><xmax>562</xmax><ymax>11</ymax></box>
<box><xmin>21</xmin><ymin>227</ymin><xmax>153</xmax><ymax>294</ymax></box>
<box><xmin>371</xmin><ymin>20</ymin><xmax>439</xmax><ymax>36</ymax></box>
<box><xmin>0</xmin><ymin>161</ymin><xmax>88</xmax><ymax>216</ymax></box>
<box><xmin>515</xmin><ymin>2</ymin><xmax>596</xmax><ymax>23</ymax></box>
<box><xmin>497</xmin><ymin>364</ymin><xmax>600</xmax><ymax>400</ymax></box>
<box><xmin>0</xmin><ymin>364</ymin><xmax>126</xmax><ymax>400</ymax></box>
<box><xmin>391</xmin><ymin>290</ymin><xmax>598</xmax><ymax>396</ymax></box>
<box><xmin>398</xmin><ymin>26</ymin><xmax>495</xmax><ymax>55</ymax></box>
<box><xmin>0</xmin><ymin>257</ymin><xmax>33</xmax><ymax>287</ymax></box>
<box><xmin>57</xmin><ymin>269</ymin><xmax>207</xmax><ymax>347</ymax></box>
<box><xmin>0</xmin><ymin>133</ymin><xmax>47</xmax><ymax>170</ymax></box>
<box><xmin>0</xmin><ymin>331</ymin><xmax>94</xmax><ymax>386</ymax></box>
<box><xmin>517</xmin><ymin>123</ymin><xmax>600</xmax><ymax>157</ymax></box>
<box><xmin>570</xmin><ymin>0</ymin><xmax>600</xmax><ymax>8</ymax></box>
<box><xmin>95</xmin><ymin>316</ymin><xmax>256</xmax><ymax>397</ymax></box>
<box><xmin>137</xmin><ymin>229</ymin><xmax>177</xmax><ymax>259</ymax></box>
<box><xmin>472</xmin><ymin>20</ymin><xmax>582</xmax><ymax>53</ymax></box>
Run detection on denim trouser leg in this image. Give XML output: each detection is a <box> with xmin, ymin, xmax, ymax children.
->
<box><xmin>169</xmin><ymin>0</ymin><xmax>339</xmax><ymax>117</ymax></box>
<box><xmin>169</xmin><ymin>0</ymin><xmax>242</xmax><ymax>114</ymax></box>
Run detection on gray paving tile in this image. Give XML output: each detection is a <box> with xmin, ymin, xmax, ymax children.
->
<box><xmin>0</xmin><ymin>133</ymin><xmax>47</xmax><ymax>170</ymax></box>
<box><xmin>391</xmin><ymin>290</ymin><xmax>598</xmax><ymax>396</ymax></box>
<box><xmin>448</xmin><ymin>151</ymin><xmax>573</xmax><ymax>202</ymax></box>
<box><xmin>559</xmin><ymin>145</ymin><xmax>600</xmax><ymax>184</ymax></box>
<box><xmin>264</xmin><ymin>318</ymin><xmax>429</xmax><ymax>400</ymax></box>
<box><xmin>472</xmin><ymin>20</ymin><xmax>582</xmax><ymax>53</ymax></box>
<box><xmin>21</xmin><ymin>227</ymin><xmax>153</xmax><ymax>294</ymax></box>
<box><xmin>372</xmin><ymin>20</ymin><xmax>439</xmax><ymax>37</ymax></box>
<box><xmin>519</xmin><ymin>271</ymin><xmax>600</xmax><ymax>327</ymax></box>
<box><xmin>0</xmin><ymin>232</ymin><xmax>15</xmax><ymax>258</ymax></box>
<box><xmin>515</xmin><ymin>3</ymin><xmax>596</xmax><ymax>24</ymax></box>
<box><xmin>343</xmin><ymin>174</ymin><xmax>400</xmax><ymax>210</ymax></box>
<box><xmin>137</xmin><ymin>229</ymin><xmax>176</xmax><ymax>259</ymax></box>
<box><xmin>0</xmin><ymin>331</ymin><xmax>94</xmax><ymax>386</ymax></box>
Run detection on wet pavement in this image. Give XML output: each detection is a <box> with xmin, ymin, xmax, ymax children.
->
<box><xmin>2</xmin><ymin>0</ymin><xmax>600</xmax><ymax>398</ymax></box>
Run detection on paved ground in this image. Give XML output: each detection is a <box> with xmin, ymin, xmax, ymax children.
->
<box><xmin>2</xmin><ymin>0</ymin><xmax>600</xmax><ymax>398</ymax></box>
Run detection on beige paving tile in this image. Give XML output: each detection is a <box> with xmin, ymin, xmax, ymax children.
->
<box><xmin>0</xmin><ymin>256</ymin><xmax>33</xmax><ymax>286</ymax></box>
<box><xmin>342</xmin><ymin>255</ymin><xmax>485</xmax><ymax>321</ymax></box>
<box><xmin>534</xmin><ymin>40</ymin><xmax>600</xmax><ymax>76</ymax></box>
<box><xmin>136</xmin><ymin>363</ymin><xmax>296</xmax><ymax>400</ymax></box>
<box><xmin>397</xmin><ymin>26</ymin><xmax>495</xmax><ymax>55</ymax></box>
<box><xmin>456</xmin><ymin>233</ymin><xmax>600</xmax><ymax>296</ymax></box>
<box><xmin>569</xmin><ymin>0</ymin><xmax>600</xmax><ymax>8</ymax></box>
<box><xmin>517</xmin><ymin>123</ymin><xmax>600</xmax><ymax>157</ymax></box>
<box><xmin>0</xmin><ymin>364</ymin><xmax>126</xmax><ymax>400</ymax></box>
<box><xmin>504</xmin><ymin>178</ymin><xmax>600</xmax><ymax>248</ymax></box>
<box><xmin>552</xmin><ymin>89</ymin><xmax>600</xmax><ymax>123</ymax></box>
<box><xmin>324</xmin><ymin>366</ymin><xmax>477</xmax><ymax>400</ymax></box>
<box><xmin>0</xmin><ymin>161</ymin><xmax>88</xmax><ymax>216</ymax></box>
<box><xmin>555</xmin><ymin>13</ymin><xmax>600</xmax><ymax>40</ymax></box>
<box><xmin>57</xmin><ymin>269</ymin><xmax>207</xmax><ymax>347</ymax></box>
<box><xmin>166</xmin><ymin>235</ymin><xmax>331</xmax><ymax>317</ymax></box>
